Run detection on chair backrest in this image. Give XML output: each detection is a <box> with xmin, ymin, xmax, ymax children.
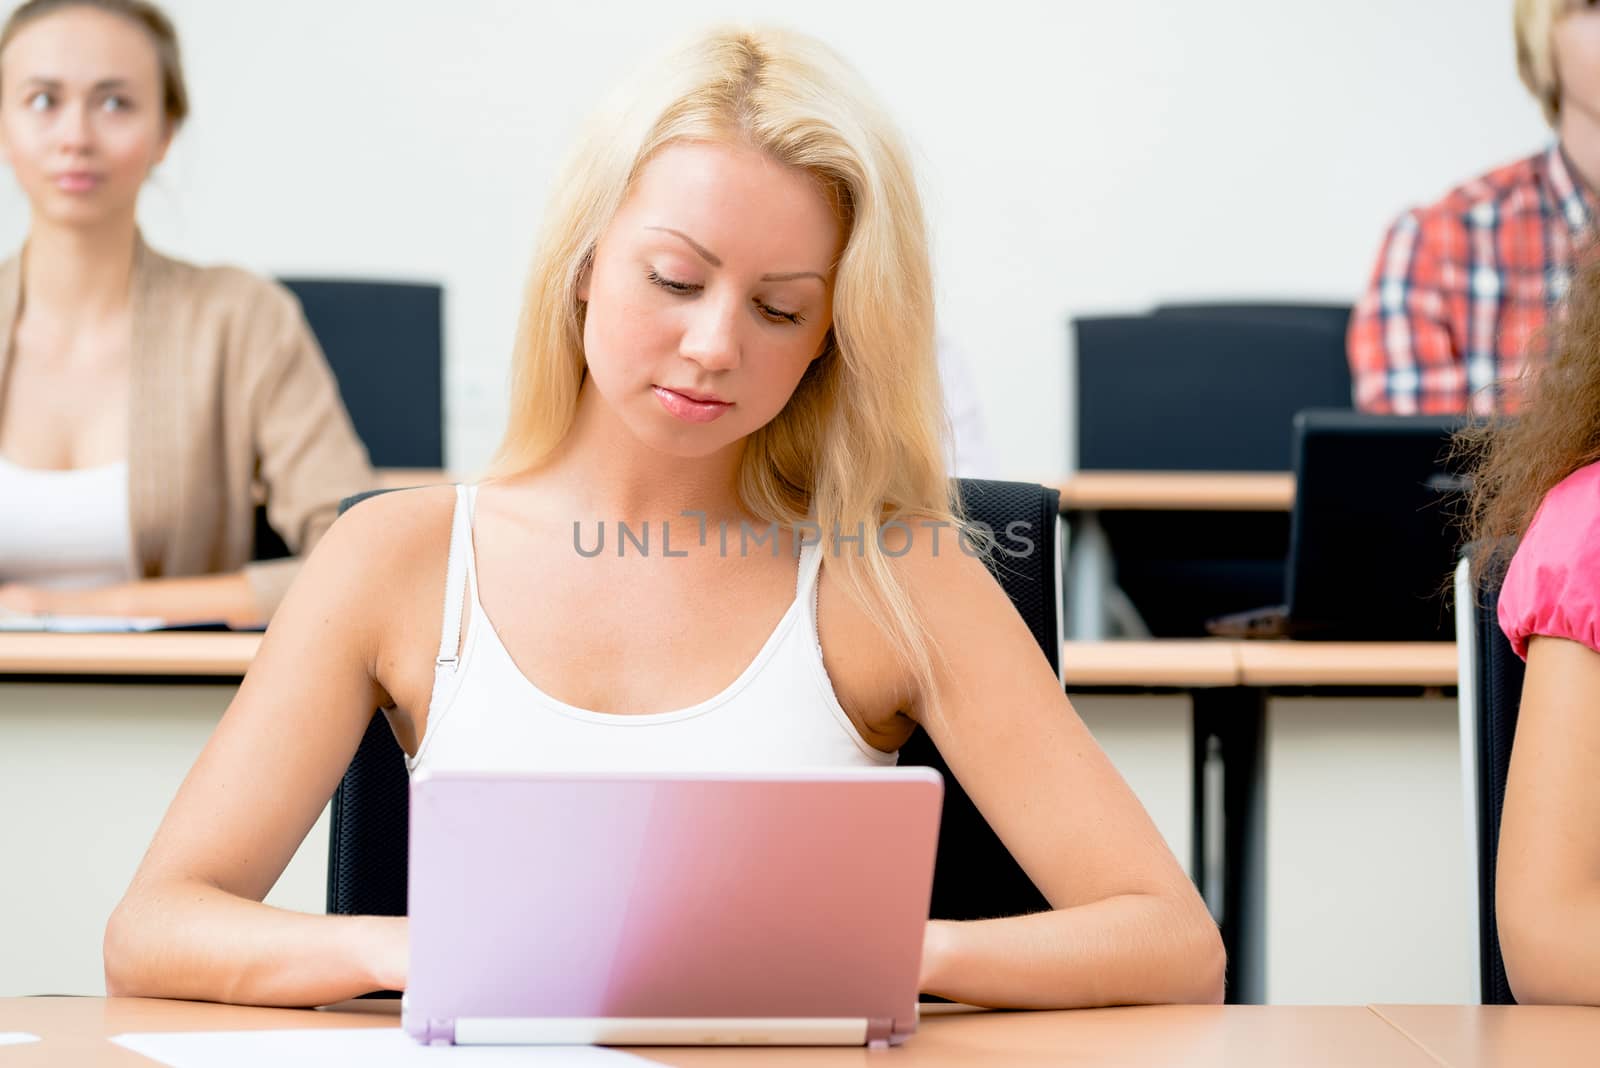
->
<box><xmin>1150</xmin><ymin>301</ymin><xmax>1352</xmax><ymax>338</ymax></box>
<box><xmin>326</xmin><ymin>479</ymin><xmax>1063</xmax><ymax>928</ymax></box>
<box><xmin>279</xmin><ymin>278</ymin><xmax>445</xmax><ymax>468</ymax></box>
<box><xmin>1073</xmin><ymin>312</ymin><xmax>1352</xmax><ymax>471</ymax></box>
<box><xmin>1454</xmin><ymin>553</ymin><xmax>1525</xmax><ymax>1004</ymax></box>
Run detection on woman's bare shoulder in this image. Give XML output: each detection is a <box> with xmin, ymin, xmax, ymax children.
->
<box><xmin>280</xmin><ymin>485</ymin><xmax>460</xmax><ymax>627</ymax></box>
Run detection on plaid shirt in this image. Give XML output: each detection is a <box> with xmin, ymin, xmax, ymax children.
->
<box><xmin>1348</xmin><ymin>144</ymin><xmax>1598</xmax><ymax>414</ymax></box>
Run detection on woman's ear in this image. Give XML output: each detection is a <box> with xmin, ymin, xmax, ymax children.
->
<box><xmin>811</xmin><ymin>327</ymin><xmax>835</xmax><ymax>363</ymax></box>
<box><xmin>576</xmin><ymin>251</ymin><xmax>594</xmax><ymax>302</ymax></box>
<box><xmin>150</xmin><ymin>119</ymin><xmax>177</xmax><ymax>170</ymax></box>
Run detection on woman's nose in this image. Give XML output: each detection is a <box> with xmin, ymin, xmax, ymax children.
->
<box><xmin>679</xmin><ymin>295</ymin><xmax>743</xmax><ymax>372</ymax></box>
<box><xmin>55</xmin><ymin>102</ymin><xmax>96</xmax><ymax>155</ymax></box>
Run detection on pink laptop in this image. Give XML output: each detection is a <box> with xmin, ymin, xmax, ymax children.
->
<box><xmin>403</xmin><ymin>768</ymin><xmax>943</xmax><ymax>1048</ymax></box>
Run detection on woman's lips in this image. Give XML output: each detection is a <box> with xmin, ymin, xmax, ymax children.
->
<box><xmin>653</xmin><ymin>385</ymin><xmax>732</xmax><ymax>424</ymax></box>
<box><xmin>53</xmin><ymin>172</ymin><xmax>103</xmax><ymax>194</ymax></box>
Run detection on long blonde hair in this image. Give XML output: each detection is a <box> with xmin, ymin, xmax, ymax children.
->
<box><xmin>491</xmin><ymin>26</ymin><xmax>958</xmax><ymax>709</ymax></box>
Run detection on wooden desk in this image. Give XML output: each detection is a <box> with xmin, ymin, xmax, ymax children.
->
<box><xmin>0</xmin><ymin>632</ymin><xmax>258</xmax><ymax>677</ymax></box>
<box><xmin>2</xmin><ymin>634</ymin><xmax>1458</xmax><ymax>690</ymax></box>
<box><xmin>1053</xmin><ymin>471</ymin><xmax>1296</xmax><ymax>512</ymax></box>
<box><xmin>5</xmin><ymin>634</ymin><xmax>1256</xmax><ymax>690</ymax></box>
<box><xmin>1235</xmin><ymin>641</ymin><xmax>1458</xmax><ymax>688</ymax></box>
<box><xmin>0</xmin><ymin>636</ymin><xmax>314</xmax><ymax>999</ymax></box>
<box><xmin>1372</xmin><ymin>1004</ymin><xmax>1600</xmax><ymax>1068</ymax></box>
<box><xmin>1060</xmin><ymin>640</ymin><xmax>1459</xmax><ymax>691</ymax></box>
<box><xmin>1063</xmin><ymin>639</ymin><xmax>1238</xmax><ymax>688</ymax></box>
<box><xmin>0</xmin><ymin>997</ymin><xmax>1444</xmax><ymax>1067</ymax></box>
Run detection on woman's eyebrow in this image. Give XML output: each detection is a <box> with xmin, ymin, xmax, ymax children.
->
<box><xmin>645</xmin><ymin>226</ymin><xmax>825</xmax><ymax>284</ymax></box>
<box><xmin>19</xmin><ymin>76</ymin><xmax>132</xmax><ymax>91</ymax></box>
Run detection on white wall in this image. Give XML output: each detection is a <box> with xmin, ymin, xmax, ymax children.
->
<box><xmin>0</xmin><ymin>0</ymin><xmax>1544</xmax><ymax>476</ymax></box>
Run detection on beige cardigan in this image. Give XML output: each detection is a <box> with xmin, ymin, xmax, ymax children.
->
<box><xmin>0</xmin><ymin>238</ymin><xmax>375</xmax><ymax>618</ymax></box>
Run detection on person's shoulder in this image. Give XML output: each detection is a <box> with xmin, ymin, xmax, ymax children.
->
<box><xmin>295</xmin><ymin>484</ymin><xmax>458</xmax><ymax>588</ymax></box>
<box><xmin>1539</xmin><ymin>458</ymin><xmax>1600</xmax><ymax>508</ymax></box>
<box><xmin>876</xmin><ymin>509</ymin><xmax>1011</xmax><ymax>607</ymax></box>
<box><xmin>1427</xmin><ymin>148</ymin><xmax>1550</xmax><ymax>218</ymax></box>
<box><xmin>330</xmin><ymin>483</ymin><xmax>459</xmax><ymax>558</ymax></box>
<box><xmin>141</xmin><ymin>243</ymin><xmax>304</xmax><ymax>328</ymax></box>
<box><xmin>1520</xmin><ymin>461</ymin><xmax>1600</xmax><ymax>560</ymax></box>
<box><xmin>1499</xmin><ymin>461</ymin><xmax>1600</xmax><ymax>656</ymax></box>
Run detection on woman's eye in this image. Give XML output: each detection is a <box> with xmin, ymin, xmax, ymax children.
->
<box><xmin>25</xmin><ymin>91</ymin><xmax>53</xmax><ymax>112</ymax></box>
<box><xmin>647</xmin><ymin>269</ymin><xmax>699</xmax><ymax>294</ymax></box>
<box><xmin>101</xmin><ymin>95</ymin><xmax>130</xmax><ymax>113</ymax></box>
<box><xmin>757</xmin><ymin>301</ymin><xmax>804</xmax><ymax>326</ymax></box>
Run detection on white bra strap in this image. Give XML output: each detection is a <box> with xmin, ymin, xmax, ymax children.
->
<box><xmin>795</xmin><ymin>535</ymin><xmax>825</xmax><ymax>599</ymax></box>
<box><xmin>436</xmin><ymin>484</ymin><xmax>472</xmax><ymax>669</ymax></box>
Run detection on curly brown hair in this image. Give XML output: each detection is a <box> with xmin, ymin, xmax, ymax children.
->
<box><xmin>1460</xmin><ymin>244</ymin><xmax>1600</xmax><ymax>585</ymax></box>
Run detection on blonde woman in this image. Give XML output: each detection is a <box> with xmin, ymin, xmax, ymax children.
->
<box><xmin>1348</xmin><ymin>0</ymin><xmax>1600</xmax><ymax>415</ymax></box>
<box><xmin>0</xmin><ymin>0</ymin><xmax>372</xmax><ymax>626</ymax></box>
<box><xmin>106</xmin><ymin>27</ymin><xmax>1223</xmax><ymax>1009</ymax></box>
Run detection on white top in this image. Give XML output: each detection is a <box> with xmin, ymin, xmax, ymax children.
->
<box><xmin>0</xmin><ymin>454</ymin><xmax>135</xmax><ymax>590</ymax></box>
<box><xmin>408</xmin><ymin>485</ymin><xmax>898</xmax><ymax>775</ymax></box>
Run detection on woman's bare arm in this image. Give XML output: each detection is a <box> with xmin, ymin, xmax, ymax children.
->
<box><xmin>1496</xmin><ymin>635</ymin><xmax>1600</xmax><ymax>1005</ymax></box>
<box><xmin>103</xmin><ymin>488</ymin><xmax>452</xmax><ymax>1005</ymax></box>
<box><xmin>898</xmin><ymin>539</ymin><xmax>1225</xmax><ymax>1007</ymax></box>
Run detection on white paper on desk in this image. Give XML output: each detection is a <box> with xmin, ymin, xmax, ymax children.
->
<box><xmin>0</xmin><ymin>1032</ymin><xmax>39</xmax><ymax>1045</ymax></box>
<box><xmin>112</xmin><ymin>1028</ymin><xmax>656</xmax><ymax>1066</ymax></box>
<box><xmin>0</xmin><ymin>614</ymin><xmax>168</xmax><ymax>632</ymax></box>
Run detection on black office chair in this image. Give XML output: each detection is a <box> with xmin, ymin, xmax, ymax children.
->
<box><xmin>252</xmin><ymin>279</ymin><xmax>446</xmax><ymax>563</ymax></box>
<box><xmin>280</xmin><ymin>279</ymin><xmax>445</xmax><ymax>469</ymax></box>
<box><xmin>1073</xmin><ymin>311</ymin><xmax>1353</xmax><ymax>472</ymax></box>
<box><xmin>326</xmin><ymin>479</ymin><xmax>1063</xmax><ymax>934</ymax></box>
<box><xmin>1151</xmin><ymin>301</ymin><xmax>1352</xmax><ymax>337</ymax></box>
<box><xmin>1453</xmin><ymin>552</ymin><xmax>1526</xmax><ymax>1005</ymax></box>
<box><xmin>1071</xmin><ymin>309</ymin><xmax>1354</xmax><ymax>636</ymax></box>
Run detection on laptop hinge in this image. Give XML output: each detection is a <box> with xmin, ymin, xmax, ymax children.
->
<box><xmin>867</xmin><ymin>1015</ymin><xmax>898</xmax><ymax>1049</ymax></box>
<box><xmin>452</xmin><ymin>1016</ymin><xmax>870</xmax><ymax>1046</ymax></box>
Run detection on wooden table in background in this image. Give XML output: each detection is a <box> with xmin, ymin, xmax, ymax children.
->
<box><xmin>1052</xmin><ymin>471</ymin><xmax>1296</xmax><ymax>513</ymax></box>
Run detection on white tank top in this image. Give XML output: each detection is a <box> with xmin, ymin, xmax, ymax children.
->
<box><xmin>407</xmin><ymin>485</ymin><xmax>898</xmax><ymax>775</ymax></box>
<box><xmin>0</xmin><ymin>454</ymin><xmax>135</xmax><ymax>590</ymax></box>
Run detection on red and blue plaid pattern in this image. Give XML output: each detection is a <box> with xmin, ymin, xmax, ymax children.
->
<box><xmin>1348</xmin><ymin>144</ymin><xmax>1597</xmax><ymax>414</ymax></box>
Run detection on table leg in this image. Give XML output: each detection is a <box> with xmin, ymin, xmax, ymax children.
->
<box><xmin>1065</xmin><ymin>512</ymin><xmax>1112</xmax><ymax>640</ymax></box>
<box><xmin>1192</xmin><ymin>688</ymin><xmax>1267</xmax><ymax>1004</ymax></box>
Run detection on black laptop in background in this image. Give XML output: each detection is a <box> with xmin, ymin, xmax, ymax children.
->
<box><xmin>1207</xmin><ymin>410</ymin><xmax>1470</xmax><ymax>641</ymax></box>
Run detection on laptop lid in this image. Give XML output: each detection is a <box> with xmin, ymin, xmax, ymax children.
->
<box><xmin>1284</xmin><ymin>410</ymin><xmax>1469</xmax><ymax>640</ymax></box>
<box><xmin>403</xmin><ymin>768</ymin><xmax>943</xmax><ymax>1048</ymax></box>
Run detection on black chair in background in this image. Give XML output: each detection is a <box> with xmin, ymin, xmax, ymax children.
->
<box><xmin>1074</xmin><ymin>311</ymin><xmax>1353</xmax><ymax>472</ymax></box>
<box><xmin>325</xmin><ymin>479</ymin><xmax>1064</xmax><ymax>950</ymax></box>
<box><xmin>1070</xmin><ymin>307</ymin><xmax>1353</xmax><ymax>636</ymax></box>
<box><xmin>280</xmin><ymin>279</ymin><xmax>445</xmax><ymax>468</ymax></box>
<box><xmin>1454</xmin><ymin>553</ymin><xmax>1526</xmax><ymax>1005</ymax></box>
<box><xmin>251</xmin><ymin>279</ymin><xmax>445</xmax><ymax>563</ymax></box>
<box><xmin>1151</xmin><ymin>301</ymin><xmax>1353</xmax><ymax>337</ymax></box>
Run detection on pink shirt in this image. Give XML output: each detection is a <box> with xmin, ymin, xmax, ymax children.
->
<box><xmin>1499</xmin><ymin>460</ymin><xmax>1600</xmax><ymax>659</ymax></box>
